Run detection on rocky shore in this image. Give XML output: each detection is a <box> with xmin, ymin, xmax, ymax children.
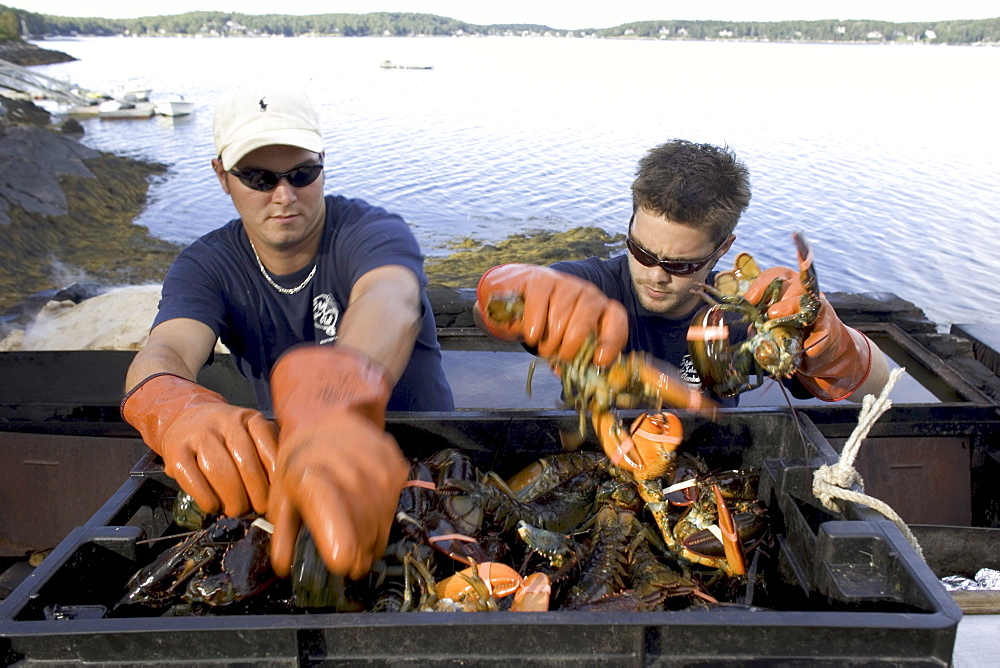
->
<box><xmin>0</xmin><ymin>40</ymin><xmax>76</xmax><ymax>66</ymax></box>
<box><xmin>0</xmin><ymin>96</ymin><xmax>184</xmax><ymax>325</ymax></box>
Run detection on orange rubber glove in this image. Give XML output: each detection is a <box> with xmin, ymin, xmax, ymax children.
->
<box><xmin>267</xmin><ymin>346</ymin><xmax>409</xmax><ymax>581</ymax></box>
<box><xmin>476</xmin><ymin>263</ymin><xmax>628</xmax><ymax>366</ymax></box>
<box><xmin>121</xmin><ymin>374</ymin><xmax>278</xmax><ymax>516</ymax></box>
<box><xmin>744</xmin><ymin>266</ymin><xmax>872</xmax><ymax>401</ymax></box>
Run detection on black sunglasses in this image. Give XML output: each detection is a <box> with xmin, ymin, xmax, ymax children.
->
<box><xmin>228</xmin><ymin>163</ymin><xmax>324</xmax><ymax>192</ymax></box>
<box><xmin>625</xmin><ymin>214</ymin><xmax>724</xmax><ymax>276</ymax></box>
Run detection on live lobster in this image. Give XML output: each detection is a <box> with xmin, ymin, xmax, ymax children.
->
<box><xmin>484</xmin><ymin>295</ymin><xmax>716</xmax><ymax>479</ymax></box>
<box><xmin>687</xmin><ymin>231</ymin><xmax>820</xmax><ymax>398</ymax></box>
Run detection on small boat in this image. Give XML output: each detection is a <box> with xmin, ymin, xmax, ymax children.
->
<box><xmin>153</xmin><ymin>94</ymin><xmax>195</xmax><ymax>117</ymax></box>
<box><xmin>67</xmin><ymin>102</ymin><xmax>102</xmax><ymax>116</ymax></box>
<box><xmin>110</xmin><ymin>79</ymin><xmax>152</xmax><ymax>103</ymax></box>
<box><xmin>379</xmin><ymin>60</ymin><xmax>434</xmax><ymax>70</ymax></box>
<box><xmin>98</xmin><ymin>99</ymin><xmax>154</xmax><ymax>119</ymax></box>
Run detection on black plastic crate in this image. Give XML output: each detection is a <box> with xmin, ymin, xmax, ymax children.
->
<box><xmin>0</xmin><ymin>410</ymin><xmax>961</xmax><ymax>666</ymax></box>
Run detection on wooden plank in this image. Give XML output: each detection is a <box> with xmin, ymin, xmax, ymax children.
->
<box><xmin>952</xmin><ymin>591</ymin><xmax>1000</xmax><ymax>615</ymax></box>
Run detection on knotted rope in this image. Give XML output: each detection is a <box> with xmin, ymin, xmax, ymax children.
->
<box><xmin>811</xmin><ymin>367</ymin><xmax>923</xmax><ymax>558</ymax></box>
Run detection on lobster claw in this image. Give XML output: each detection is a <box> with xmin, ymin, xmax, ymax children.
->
<box><xmin>630</xmin><ymin>353</ymin><xmax>719</xmax><ymax>416</ymax></box>
<box><xmin>675</xmin><ymin>485</ymin><xmax>748</xmax><ymax>577</ymax></box>
<box><xmin>593</xmin><ymin>411</ymin><xmax>682</xmax><ymax>481</ymax></box>
<box><xmin>713</xmin><ymin>483</ymin><xmax>747</xmax><ymax>576</ymax></box>
<box><xmin>793</xmin><ymin>231</ymin><xmax>817</xmax><ymax>296</ymax></box>
<box><xmin>510</xmin><ymin>572</ymin><xmax>552</xmax><ymax>612</ymax></box>
<box><xmin>686</xmin><ymin>304</ymin><xmax>755</xmax><ymax>398</ymax></box>
<box><xmin>424</xmin><ymin>515</ymin><xmax>488</xmax><ymax>566</ymax></box>
<box><xmin>436</xmin><ymin>561</ymin><xmax>523</xmax><ymax>606</ymax></box>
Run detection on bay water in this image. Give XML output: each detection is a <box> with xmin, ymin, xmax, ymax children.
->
<box><xmin>31</xmin><ymin>36</ymin><xmax>1000</xmax><ymax>333</ymax></box>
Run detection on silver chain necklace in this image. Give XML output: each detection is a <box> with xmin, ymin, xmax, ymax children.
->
<box><xmin>247</xmin><ymin>237</ymin><xmax>317</xmax><ymax>295</ymax></box>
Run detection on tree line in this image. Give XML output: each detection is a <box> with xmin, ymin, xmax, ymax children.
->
<box><xmin>604</xmin><ymin>18</ymin><xmax>1000</xmax><ymax>44</ymax></box>
<box><xmin>2</xmin><ymin>6</ymin><xmax>998</xmax><ymax>45</ymax></box>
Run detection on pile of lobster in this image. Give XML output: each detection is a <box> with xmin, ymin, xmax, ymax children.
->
<box><xmin>113</xmin><ymin>236</ymin><xmax>831</xmax><ymax>616</ymax></box>
<box><xmin>115</xmin><ymin>417</ymin><xmax>769</xmax><ymax>616</ymax></box>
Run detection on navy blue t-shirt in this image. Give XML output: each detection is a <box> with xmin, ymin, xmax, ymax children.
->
<box><xmin>550</xmin><ymin>254</ymin><xmax>740</xmax><ymax>406</ymax></box>
<box><xmin>154</xmin><ymin>194</ymin><xmax>454</xmax><ymax>412</ymax></box>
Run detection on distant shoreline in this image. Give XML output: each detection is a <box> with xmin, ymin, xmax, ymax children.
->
<box><xmin>30</xmin><ymin>34</ymin><xmax>999</xmax><ymax>47</ymax></box>
<box><xmin>21</xmin><ymin>11</ymin><xmax>1000</xmax><ymax>46</ymax></box>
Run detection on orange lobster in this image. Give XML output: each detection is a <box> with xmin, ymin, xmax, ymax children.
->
<box><xmin>484</xmin><ymin>296</ymin><xmax>717</xmax><ymax>478</ymax></box>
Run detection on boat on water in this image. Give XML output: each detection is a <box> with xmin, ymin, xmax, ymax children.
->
<box><xmin>110</xmin><ymin>79</ymin><xmax>152</xmax><ymax>103</ymax></box>
<box><xmin>153</xmin><ymin>93</ymin><xmax>195</xmax><ymax>117</ymax></box>
<box><xmin>379</xmin><ymin>59</ymin><xmax>433</xmax><ymax>70</ymax></box>
<box><xmin>97</xmin><ymin>99</ymin><xmax>154</xmax><ymax>119</ymax></box>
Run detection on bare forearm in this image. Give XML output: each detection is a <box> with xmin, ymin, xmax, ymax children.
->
<box><xmin>338</xmin><ymin>267</ymin><xmax>422</xmax><ymax>384</ymax></box>
<box><xmin>124</xmin><ymin>318</ymin><xmax>217</xmax><ymax>392</ymax></box>
<box><xmin>125</xmin><ymin>344</ymin><xmax>199</xmax><ymax>391</ymax></box>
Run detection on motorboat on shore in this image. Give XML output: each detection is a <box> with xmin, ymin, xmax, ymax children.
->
<box><xmin>110</xmin><ymin>79</ymin><xmax>151</xmax><ymax>103</ymax></box>
<box><xmin>153</xmin><ymin>93</ymin><xmax>194</xmax><ymax>117</ymax></box>
<box><xmin>97</xmin><ymin>98</ymin><xmax>154</xmax><ymax>119</ymax></box>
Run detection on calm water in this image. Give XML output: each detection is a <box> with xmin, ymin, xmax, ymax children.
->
<box><xmin>31</xmin><ymin>36</ymin><xmax>1000</xmax><ymax>330</ymax></box>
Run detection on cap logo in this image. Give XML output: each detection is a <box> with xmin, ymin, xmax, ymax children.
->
<box><xmin>259</xmin><ymin>97</ymin><xmax>267</xmax><ymax>112</ymax></box>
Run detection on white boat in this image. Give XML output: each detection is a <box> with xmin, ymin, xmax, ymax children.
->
<box><xmin>110</xmin><ymin>79</ymin><xmax>152</xmax><ymax>102</ymax></box>
<box><xmin>153</xmin><ymin>94</ymin><xmax>195</xmax><ymax>117</ymax></box>
<box><xmin>98</xmin><ymin>99</ymin><xmax>154</xmax><ymax>119</ymax></box>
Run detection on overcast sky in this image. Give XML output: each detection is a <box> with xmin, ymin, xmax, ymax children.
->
<box><xmin>18</xmin><ymin>1</ymin><xmax>1000</xmax><ymax>30</ymax></box>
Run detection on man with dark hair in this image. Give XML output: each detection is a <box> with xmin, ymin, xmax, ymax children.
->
<box><xmin>475</xmin><ymin>139</ymin><xmax>888</xmax><ymax>406</ymax></box>
<box><xmin>122</xmin><ymin>86</ymin><xmax>453</xmax><ymax>582</ymax></box>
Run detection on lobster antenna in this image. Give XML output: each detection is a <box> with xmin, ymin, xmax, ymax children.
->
<box><xmin>776</xmin><ymin>379</ymin><xmax>811</xmax><ymax>455</ymax></box>
<box><xmin>629</xmin><ymin>409</ymin><xmax>651</xmax><ymax>437</ymax></box>
<box><xmin>785</xmin><ymin>330</ymin><xmax>829</xmax><ymax>445</ymax></box>
<box><xmin>136</xmin><ymin>530</ymin><xmax>199</xmax><ymax>545</ymax></box>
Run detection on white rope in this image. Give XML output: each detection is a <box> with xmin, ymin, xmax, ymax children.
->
<box><xmin>811</xmin><ymin>367</ymin><xmax>923</xmax><ymax>558</ymax></box>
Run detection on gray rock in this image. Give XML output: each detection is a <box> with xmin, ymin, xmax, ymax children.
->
<box><xmin>0</xmin><ymin>125</ymin><xmax>100</xmax><ymax>225</ymax></box>
<box><xmin>60</xmin><ymin>118</ymin><xmax>84</xmax><ymax>135</ymax></box>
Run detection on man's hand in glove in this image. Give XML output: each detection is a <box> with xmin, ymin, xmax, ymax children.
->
<box><xmin>267</xmin><ymin>346</ymin><xmax>409</xmax><ymax>581</ymax></box>
<box><xmin>744</xmin><ymin>265</ymin><xmax>888</xmax><ymax>401</ymax></box>
<box><xmin>122</xmin><ymin>374</ymin><xmax>278</xmax><ymax>516</ymax></box>
<box><xmin>475</xmin><ymin>263</ymin><xmax>628</xmax><ymax>366</ymax></box>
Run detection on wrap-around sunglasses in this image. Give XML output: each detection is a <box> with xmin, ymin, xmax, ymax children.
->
<box><xmin>625</xmin><ymin>214</ymin><xmax>725</xmax><ymax>276</ymax></box>
<box><xmin>228</xmin><ymin>163</ymin><xmax>324</xmax><ymax>192</ymax></box>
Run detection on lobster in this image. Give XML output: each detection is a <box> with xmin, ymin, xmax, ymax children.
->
<box><xmin>560</xmin><ymin>505</ymin><xmax>640</xmax><ymax>609</ymax></box>
<box><xmin>639</xmin><ymin>469</ymin><xmax>766</xmax><ymax>578</ymax></box>
<box><xmin>687</xmin><ymin>231</ymin><xmax>821</xmax><ymax>398</ymax></box>
<box><xmin>484</xmin><ymin>295</ymin><xmax>717</xmax><ymax>478</ymax></box>
<box><xmin>117</xmin><ymin>513</ymin><xmax>275</xmax><ymax>610</ymax></box>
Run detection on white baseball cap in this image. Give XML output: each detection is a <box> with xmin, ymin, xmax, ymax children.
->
<box><xmin>213</xmin><ymin>87</ymin><xmax>324</xmax><ymax>170</ymax></box>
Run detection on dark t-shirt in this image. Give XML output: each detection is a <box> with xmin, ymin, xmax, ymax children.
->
<box><xmin>154</xmin><ymin>195</ymin><xmax>454</xmax><ymax>412</ymax></box>
<box><xmin>550</xmin><ymin>254</ymin><xmax>740</xmax><ymax>406</ymax></box>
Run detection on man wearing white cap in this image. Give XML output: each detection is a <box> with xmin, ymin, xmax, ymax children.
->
<box><xmin>121</xmin><ymin>87</ymin><xmax>453</xmax><ymax>580</ymax></box>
